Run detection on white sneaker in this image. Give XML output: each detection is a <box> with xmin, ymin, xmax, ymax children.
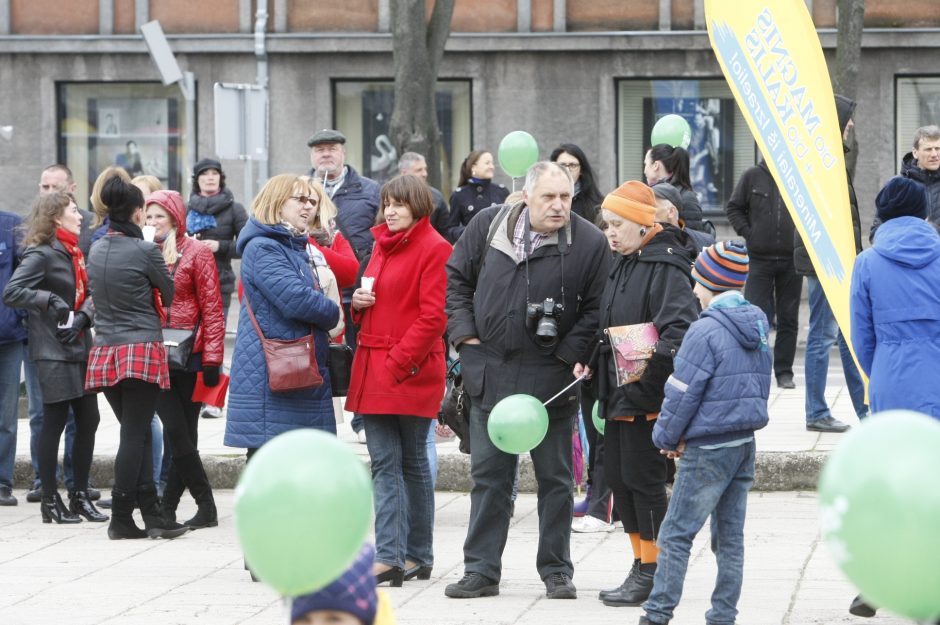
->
<box><xmin>356</xmin><ymin>430</ymin><xmax>367</xmax><ymax>445</ymax></box>
<box><xmin>571</xmin><ymin>515</ymin><xmax>616</xmax><ymax>533</ymax></box>
<box><xmin>201</xmin><ymin>405</ymin><xmax>224</xmax><ymax>419</ymax></box>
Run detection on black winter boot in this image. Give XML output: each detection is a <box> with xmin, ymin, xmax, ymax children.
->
<box><xmin>160</xmin><ymin>464</ymin><xmax>186</xmax><ymax>524</ymax></box>
<box><xmin>137</xmin><ymin>484</ymin><xmax>190</xmax><ymax>539</ymax></box>
<box><xmin>107</xmin><ymin>490</ymin><xmax>147</xmax><ymax>539</ymax></box>
<box><xmin>40</xmin><ymin>492</ymin><xmax>81</xmax><ymax>524</ymax></box>
<box><xmin>176</xmin><ymin>453</ymin><xmax>218</xmax><ymax>529</ymax></box>
<box><xmin>601</xmin><ymin>565</ymin><xmax>655</xmax><ymax>607</ymax></box>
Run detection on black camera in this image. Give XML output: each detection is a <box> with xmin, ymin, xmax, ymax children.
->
<box><xmin>526</xmin><ymin>298</ymin><xmax>564</xmax><ymax>347</ymax></box>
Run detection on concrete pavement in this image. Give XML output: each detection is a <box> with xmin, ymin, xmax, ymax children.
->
<box><xmin>0</xmin><ymin>490</ymin><xmax>912</xmax><ymax>625</ymax></box>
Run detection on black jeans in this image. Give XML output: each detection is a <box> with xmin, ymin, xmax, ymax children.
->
<box><xmin>155</xmin><ymin>372</ymin><xmax>200</xmax><ymax>460</ymax></box>
<box><xmin>463</xmin><ymin>403</ymin><xmax>574</xmax><ymax>582</ymax></box>
<box><xmin>39</xmin><ymin>394</ymin><xmax>99</xmax><ymax>497</ymax></box>
<box><xmin>744</xmin><ymin>256</ymin><xmax>802</xmax><ymax>377</ymax></box>
<box><xmin>606</xmin><ymin>417</ymin><xmax>668</xmax><ymax>541</ymax></box>
<box><xmin>104</xmin><ymin>379</ymin><xmax>160</xmax><ymax>494</ymax></box>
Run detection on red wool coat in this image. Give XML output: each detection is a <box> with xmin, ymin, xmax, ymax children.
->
<box><xmin>344</xmin><ymin>217</ymin><xmax>451</xmax><ymax>418</ymax></box>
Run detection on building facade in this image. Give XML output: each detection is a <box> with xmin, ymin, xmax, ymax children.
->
<box><xmin>1</xmin><ymin>0</ymin><xmax>939</xmax><ymax>236</ymax></box>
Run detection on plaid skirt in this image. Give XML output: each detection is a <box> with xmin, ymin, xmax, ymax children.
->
<box><xmin>85</xmin><ymin>341</ymin><xmax>171</xmax><ymax>391</ymax></box>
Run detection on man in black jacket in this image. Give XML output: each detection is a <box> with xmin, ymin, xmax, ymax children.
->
<box><xmin>794</xmin><ymin>95</ymin><xmax>867</xmax><ymax>434</ymax></box>
<box><xmin>725</xmin><ymin>161</ymin><xmax>801</xmax><ymax>388</ymax></box>
<box><xmin>444</xmin><ymin>161</ymin><xmax>609</xmax><ymax>600</ymax></box>
<box><xmin>870</xmin><ymin>124</ymin><xmax>940</xmax><ymax>240</ymax></box>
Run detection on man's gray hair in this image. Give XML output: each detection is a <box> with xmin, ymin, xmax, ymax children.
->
<box><xmin>398</xmin><ymin>151</ymin><xmax>426</xmax><ymax>173</ymax></box>
<box><xmin>913</xmin><ymin>125</ymin><xmax>940</xmax><ymax>149</ymax></box>
<box><xmin>523</xmin><ymin>161</ymin><xmax>573</xmax><ymax>194</ymax></box>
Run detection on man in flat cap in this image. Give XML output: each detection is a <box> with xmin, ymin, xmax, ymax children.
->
<box><xmin>307</xmin><ymin>128</ymin><xmax>380</xmax><ymax>443</ymax></box>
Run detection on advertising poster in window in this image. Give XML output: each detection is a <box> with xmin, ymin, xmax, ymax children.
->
<box><xmin>89</xmin><ymin>97</ymin><xmax>178</xmax><ymax>185</ymax></box>
<box><xmin>643</xmin><ymin>96</ymin><xmax>737</xmax><ymax>211</ymax></box>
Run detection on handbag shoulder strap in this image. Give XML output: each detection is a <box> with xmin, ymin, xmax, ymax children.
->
<box><xmin>242</xmin><ymin>291</ymin><xmax>267</xmax><ymax>341</ymax></box>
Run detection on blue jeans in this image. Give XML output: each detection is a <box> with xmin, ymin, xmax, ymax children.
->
<box><xmin>24</xmin><ymin>357</ymin><xmax>75</xmax><ymax>489</ymax></box>
<box><xmin>427</xmin><ymin>422</ymin><xmax>438</xmax><ymax>485</ymax></box>
<box><xmin>363</xmin><ymin>414</ymin><xmax>435</xmax><ymax>568</ymax></box>
<box><xmin>151</xmin><ymin>415</ymin><xmax>163</xmax><ymax>485</ymax></box>
<box><xmin>0</xmin><ymin>341</ymin><xmax>24</xmax><ymax>489</ymax></box>
<box><xmin>804</xmin><ymin>278</ymin><xmax>868</xmax><ymax>423</ymax></box>
<box><xmin>644</xmin><ymin>441</ymin><xmax>755</xmax><ymax>625</ymax></box>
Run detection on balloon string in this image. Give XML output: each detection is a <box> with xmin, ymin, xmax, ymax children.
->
<box><xmin>512</xmin><ymin>177</ymin><xmax>518</xmax><ymax>194</ymax></box>
<box><xmin>543</xmin><ymin>374</ymin><xmax>587</xmax><ymax>406</ymax></box>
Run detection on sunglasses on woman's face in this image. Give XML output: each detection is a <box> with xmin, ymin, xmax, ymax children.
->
<box><xmin>290</xmin><ymin>195</ymin><xmax>316</xmax><ymax>206</ymax></box>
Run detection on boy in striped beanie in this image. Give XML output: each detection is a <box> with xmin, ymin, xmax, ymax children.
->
<box><xmin>639</xmin><ymin>240</ymin><xmax>773</xmax><ymax>625</ymax></box>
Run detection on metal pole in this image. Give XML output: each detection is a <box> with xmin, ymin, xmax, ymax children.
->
<box><xmin>254</xmin><ymin>8</ymin><xmax>269</xmax><ymax>192</ymax></box>
<box><xmin>181</xmin><ymin>71</ymin><xmax>196</xmax><ymax>199</ymax></box>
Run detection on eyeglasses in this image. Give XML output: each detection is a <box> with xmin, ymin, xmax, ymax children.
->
<box><xmin>556</xmin><ymin>162</ymin><xmax>581</xmax><ymax>170</ymax></box>
<box><xmin>290</xmin><ymin>195</ymin><xmax>316</xmax><ymax>206</ymax></box>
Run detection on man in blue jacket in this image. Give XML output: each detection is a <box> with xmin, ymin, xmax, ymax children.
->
<box><xmin>307</xmin><ymin>129</ymin><xmax>380</xmax><ymax>442</ymax></box>
<box><xmin>0</xmin><ymin>210</ymin><xmax>26</xmax><ymax>505</ymax></box>
<box><xmin>640</xmin><ymin>241</ymin><xmax>772</xmax><ymax>625</ymax></box>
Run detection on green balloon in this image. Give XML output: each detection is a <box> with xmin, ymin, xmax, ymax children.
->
<box><xmin>818</xmin><ymin>410</ymin><xmax>940</xmax><ymax>621</ymax></box>
<box><xmin>591</xmin><ymin>400</ymin><xmax>605</xmax><ymax>435</ymax></box>
<box><xmin>487</xmin><ymin>394</ymin><xmax>549</xmax><ymax>454</ymax></box>
<box><xmin>651</xmin><ymin>114</ymin><xmax>692</xmax><ymax>150</ymax></box>
<box><xmin>235</xmin><ymin>429</ymin><xmax>373</xmax><ymax>597</ymax></box>
<box><xmin>498</xmin><ymin>130</ymin><xmax>539</xmax><ymax>178</ymax></box>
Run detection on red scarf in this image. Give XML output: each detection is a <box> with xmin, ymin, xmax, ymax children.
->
<box><xmin>55</xmin><ymin>228</ymin><xmax>87</xmax><ymax>310</ymax></box>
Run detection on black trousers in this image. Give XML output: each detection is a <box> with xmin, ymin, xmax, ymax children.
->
<box><xmin>39</xmin><ymin>394</ymin><xmax>99</xmax><ymax>497</ymax></box>
<box><xmin>744</xmin><ymin>256</ymin><xmax>802</xmax><ymax>377</ymax></box>
<box><xmin>155</xmin><ymin>372</ymin><xmax>200</xmax><ymax>460</ymax></box>
<box><xmin>605</xmin><ymin>417</ymin><xmax>668</xmax><ymax>541</ymax></box>
<box><xmin>104</xmin><ymin>379</ymin><xmax>160</xmax><ymax>494</ymax></box>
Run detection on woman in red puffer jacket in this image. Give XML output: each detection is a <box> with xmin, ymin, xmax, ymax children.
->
<box><xmin>145</xmin><ymin>190</ymin><xmax>225</xmax><ymax>529</ymax></box>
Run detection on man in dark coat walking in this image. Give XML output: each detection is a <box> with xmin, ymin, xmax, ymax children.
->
<box><xmin>444</xmin><ymin>161</ymin><xmax>610</xmax><ymax>601</ymax></box>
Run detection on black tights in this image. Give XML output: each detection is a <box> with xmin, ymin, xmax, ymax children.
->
<box><xmin>40</xmin><ymin>395</ymin><xmax>99</xmax><ymax>498</ymax></box>
<box><xmin>155</xmin><ymin>372</ymin><xmax>200</xmax><ymax>460</ymax></box>
<box><xmin>104</xmin><ymin>379</ymin><xmax>160</xmax><ymax>494</ymax></box>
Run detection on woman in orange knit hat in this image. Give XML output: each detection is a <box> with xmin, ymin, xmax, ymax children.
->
<box><xmin>575</xmin><ymin>180</ymin><xmax>699</xmax><ymax>607</ymax></box>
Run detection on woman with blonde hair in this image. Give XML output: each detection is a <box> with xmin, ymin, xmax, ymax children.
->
<box><xmin>3</xmin><ymin>192</ymin><xmax>103</xmax><ymax>524</ymax></box>
<box><xmin>302</xmin><ymin>178</ymin><xmax>360</xmax><ymax>292</ymax></box>
<box><xmin>132</xmin><ymin>175</ymin><xmax>162</xmax><ymax>200</ymax></box>
<box><xmin>91</xmin><ymin>166</ymin><xmax>133</xmax><ymax>243</ymax></box>
<box><xmin>224</xmin><ymin>175</ymin><xmax>340</xmax><ymax>458</ymax></box>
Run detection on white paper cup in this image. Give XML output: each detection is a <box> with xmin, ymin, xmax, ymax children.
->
<box><xmin>361</xmin><ymin>276</ymin><xmax>375</xmax><ymax>292</ymax></box>
<box><xmin>142</xmin><ymin>225</ymin><xmax>156</xmax><ymax>242</ymax></box>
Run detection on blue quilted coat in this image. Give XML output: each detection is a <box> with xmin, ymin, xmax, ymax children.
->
<box><xmin>224</xmin><ymin>218</ymin><xmax>341</xmax><ymax>449</ymax></box>
<box><xmin>653</xmin><ymin>291</ymin><xmax>772</xmax><ymax>450</ymax></box>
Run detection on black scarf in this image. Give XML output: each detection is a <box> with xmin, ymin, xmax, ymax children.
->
<box><xmin>188</xmin><ymin>188</ymin><xmax>235</xmax><ymax>215</ymax></box>
<box><xmin>109</xmin><ymin>220</ymin><xmax>144</xmax><ymax>239</ymax></box>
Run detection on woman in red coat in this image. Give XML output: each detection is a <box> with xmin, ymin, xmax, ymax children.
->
<box><xmin>145</xmin><ymin>190</ymin><xmax>225</xmax><ymax>529</ymax></box>
<box><xmin>346</xmin><ymin>175</ymin><xmax>451</xmax><ymax>587</ymax></box>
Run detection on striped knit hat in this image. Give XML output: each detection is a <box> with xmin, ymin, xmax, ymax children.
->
<box><xmin>692</xmin><ymin>241</ymin><xmax>749</xmax><ymax>292</ymax></box>
<box><xmin>290</xmin><ymin>544</ymin><xmax>377</xmax><ymax>624</ymax></box>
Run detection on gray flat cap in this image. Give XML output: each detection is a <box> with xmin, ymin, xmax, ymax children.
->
<box><xmin>307</xmin><ymin>129</ymin><xmax>347</xmax><ymax>147</ymax></box>
<box><xmin>652</xmin><ymin>182</ymin><xmax>682</xmax><ymax>209</ymax></box>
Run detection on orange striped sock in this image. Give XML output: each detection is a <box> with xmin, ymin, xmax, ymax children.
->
<box><xmin>629</xmin><ymin>532</ymin><xmax>642</xmax><ymax>559</ymax></box>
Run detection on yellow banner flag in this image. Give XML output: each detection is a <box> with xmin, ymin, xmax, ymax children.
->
<box><xmin>705</xmin><ymin>0</ymin><xmax>859</xmax><ymax>363</ymax></box>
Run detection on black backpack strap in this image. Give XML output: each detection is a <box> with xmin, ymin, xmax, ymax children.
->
<box><xmin>475</xmin><ymin>203</ymin><xmax>514</xmax><ymax>281</ymax></box>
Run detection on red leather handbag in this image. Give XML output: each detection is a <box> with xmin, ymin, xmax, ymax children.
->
<box><xmin>243</xmin><ymin>294</ymin><xmax>323</xmax><ymax>393</ymax></box>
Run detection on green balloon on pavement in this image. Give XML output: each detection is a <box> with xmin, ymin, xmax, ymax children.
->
<box><xmin>818</xmin><ymin>410</ymin><xmax>940</xmax><ymax>621</ymax></box>
<box><xmin>498</xmin><ymin>130</ymin><xmax>539</xmax><ymax>178</ymax></box>
<box><xmin>488</xmin><ymin>394</ymin><xmax>549</xmax><ymax>454</ymax></box>
<box><xmin>591</xmin><ymin>400</ymin><xmax>605</xmax><ymax>435</ymax></box>
<box><xmin>235</xmin><ymin>429</ymin><xmax>373</xmax><ymax>597</ymax></box>
<box><xmin>651</xmin><ymin>114</ymin><xmax>692</xmax><ymax>150</ymax></box>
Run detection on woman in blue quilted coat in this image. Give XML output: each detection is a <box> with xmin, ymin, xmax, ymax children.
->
<box><xmin>224</xmin><ymin>175</ymin><xmax>340</xmax><ymax>457</ymax></box>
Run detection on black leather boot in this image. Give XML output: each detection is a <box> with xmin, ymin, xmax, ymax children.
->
<box><xmin>160</xmin><ymin>464</ymin><xmax>186</xmax><ymax>524</ymax></box>
<box><xmin>601</xmin><ymin>566</ymin><xmax>655</xmax><ymax>607</ymax></box>
<box><xmin>40</xmin><ymin>492</ymin><xmax>81</xmax><ymax>524</ymax></box>
<box><xmin>137</xmin><ymin>484</ymin><xmax>190</xmax><ymax>539</ymax></box>
<box><xmin>69</xmin><ymin>490</ymin><xmax>109</xmax><ymax>522</ymax></box>
<box><xmin>176</xmin><ymin>453</ymin><xmax>218</xmax><ymax>529</ymax></box>
<box><xmin>107</xmin><ymin>490</ymin><xmax>147</xmax><ymax>539</ymax></box>
<box><xmin>598</xmin><ymin>559</ymin><xmax>640</xmax><ymax>601</ymax></box>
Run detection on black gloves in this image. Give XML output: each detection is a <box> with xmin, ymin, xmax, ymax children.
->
<box><xmin>309</xmin><ymin>228</ymin><xmax>333</xmax><ymax>247</ymax></box>
<box><xmin>47</xmin><ymin>293</ymin><xmax>72</xmax><ymax>326</ymax></box>
<box><xmin>55</xmin><ymin>311</ymin><xmax>89</xmax><ymax>344</ymax></box>
<box><xmin>202</xmin><ymin>366</ymin><xmax>220</xmax><ymax>388</ymax></box>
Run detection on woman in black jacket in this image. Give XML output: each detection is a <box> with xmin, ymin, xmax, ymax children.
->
<box><xmin>446</xmin><ymin>150</ymin><xmax>509</xmax><ymax>242</ymax></box>
<box><xmin>85</xmin><ymin>178</ymin><xmax>188</xmax><ymax>540</ymax></box>
<box><xmin>186</xmin><ymin>158</ymin><xmax>248</xmax><ymax>324</ymax></box>
<box><xmin>644</xmin><ymin>145</ymin><xmax>704</xmax><ymax>231</ymax></box>
<box><xmin>550</xmin><ymin>144</ymin><xmax>604</xmax><ymax>224</ymax></box>
<box><xmin>3</xmin><ymin>192</ymin><xmax>104</xmax><ymax>524</ymax></box>
<box><xmin>577</xmin><ymin>181</ymin><xmax>699</xmax><ymax>607</ymax></box>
